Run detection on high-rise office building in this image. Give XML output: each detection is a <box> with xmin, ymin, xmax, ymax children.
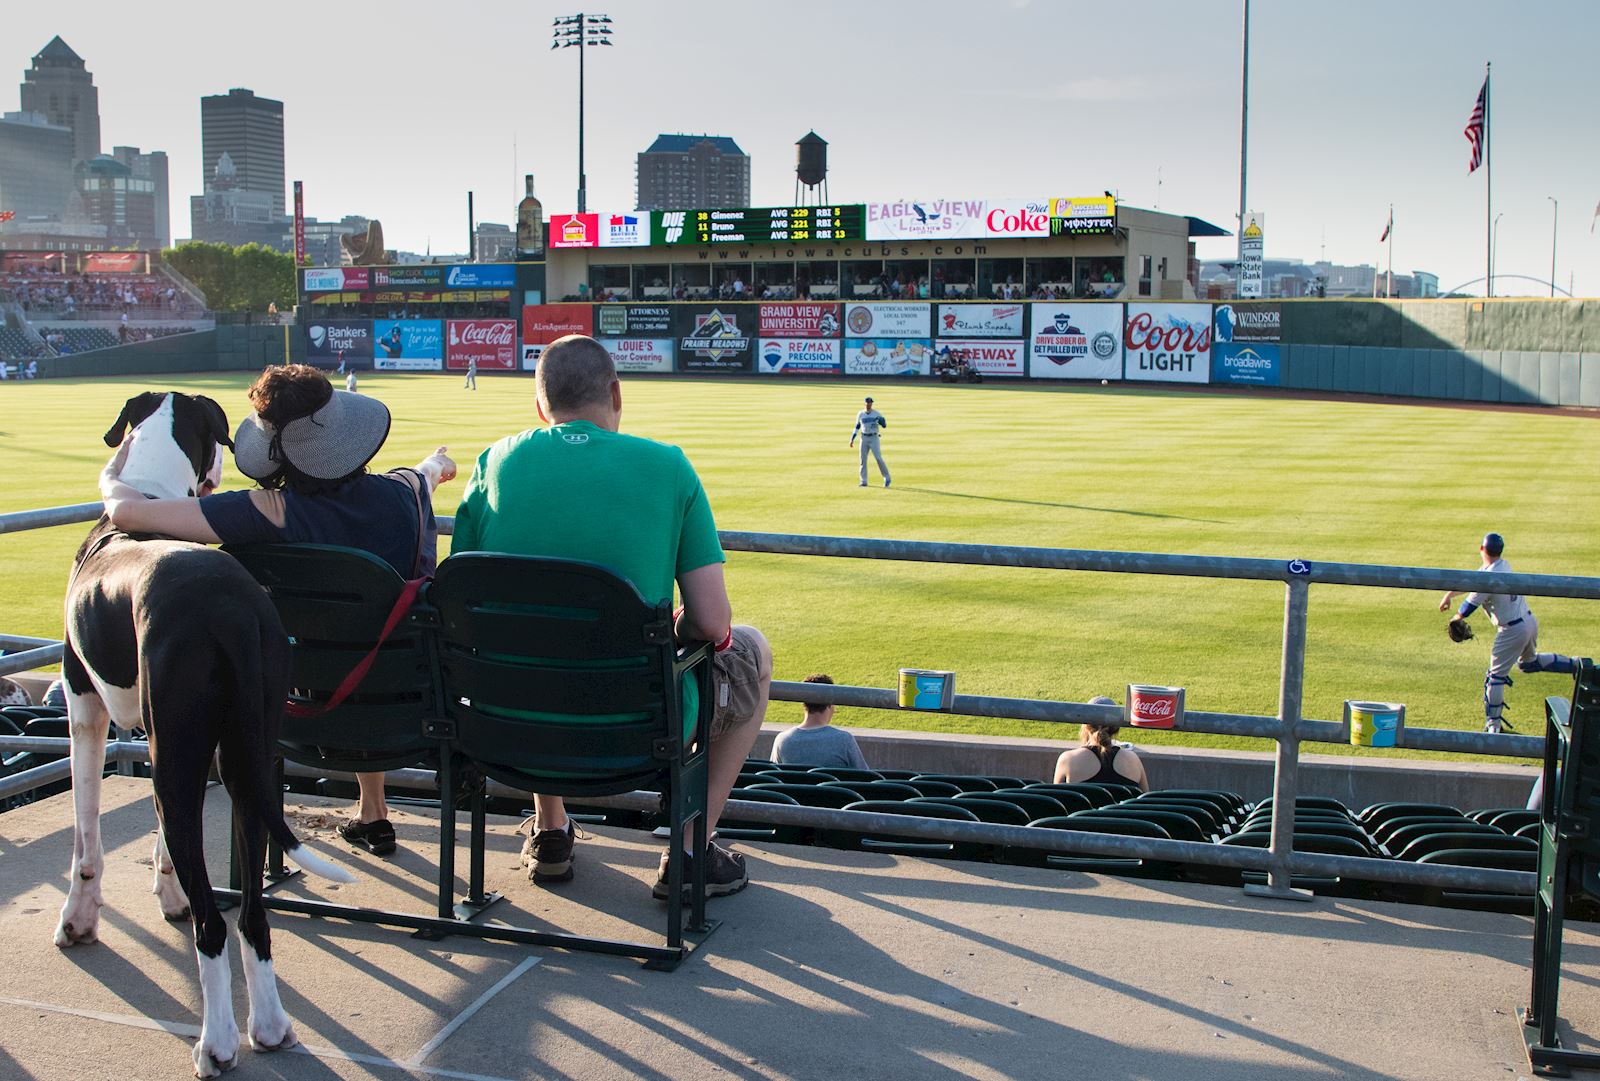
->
<box><xmin>110</xmin><ymin>146</ymin><xmax>169</xmax><ymax>248</ymax></box>
<box><xmin>19</xmin><ymin>36</ymin><xmax>100</xmax><ymax>163</ymax></box>
<box><xmin>635</xmin><ymin>134</ymin><xmax>749</xmax><ymax>211</ymax></box>
<box><xmin>0</xmin><ymin>111</ymin><xmax>76</xmax><ymax>223</ymax></box>
<box><xmin>199</xmin><ymin>88</ymin><xmax>285</xmax><ymax>218</ymax></box>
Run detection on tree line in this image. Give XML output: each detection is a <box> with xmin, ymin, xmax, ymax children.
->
<box><xmin>160</xmin><ymin>242</ymin><xmax>296</xmax><ymax>313</ymax></box>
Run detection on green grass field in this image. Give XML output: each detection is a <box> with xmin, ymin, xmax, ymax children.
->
<box><xmin>3</xmin><ymin>372</ymin><xmax>1597</xmax><ymax>763</ymax></box>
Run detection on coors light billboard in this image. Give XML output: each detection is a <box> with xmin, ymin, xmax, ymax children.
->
<box><xmin>445</xmin><ymin>319</ymin><xmax>517</xmax><ymax>371</ymax></box>
<box><xmin>1123</xmin><ymin>303</ymin><xmax>1212</xmax><ymax>384</ymax></box>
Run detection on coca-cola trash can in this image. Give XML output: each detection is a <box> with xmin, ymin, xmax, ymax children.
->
<box><xmin>1126</xmin><ymin>685</ymin><xmax>1185</xmax><ymax>729</ymax></box>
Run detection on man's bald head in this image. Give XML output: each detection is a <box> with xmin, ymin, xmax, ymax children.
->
<box><xmin>537</xmin><ymin>334</ymin><xmax>618</xmax><ymax>416</ymax></box>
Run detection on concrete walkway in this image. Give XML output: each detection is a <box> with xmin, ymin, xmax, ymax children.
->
<box><xmin>1</xmin><ymin>777</ymin><xmax>1594</xmax><ymax>1081</ymax></box>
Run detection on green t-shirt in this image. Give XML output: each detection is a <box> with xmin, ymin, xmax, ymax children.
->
<box><xmin>451</xmin><ymin>420</ymin><xmax>725</xmax><ymax>748</ymax></box>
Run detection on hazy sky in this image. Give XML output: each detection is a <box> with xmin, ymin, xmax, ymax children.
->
<box><xmin>6</xmin><ymin>0</ymin><xmax>1597</xmax><ymax>294</ymax></box>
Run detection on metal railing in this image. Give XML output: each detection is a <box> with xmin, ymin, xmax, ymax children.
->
<box><xmin>6</xmin><ymin>501</ymin><xmax>1591</xmax><ymax>899</ymax></box>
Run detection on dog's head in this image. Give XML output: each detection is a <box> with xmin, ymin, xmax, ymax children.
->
<box><xmin>104</xmin><ymin>392</ymin><xmax>233</xmax><ymax>499</ymax></box>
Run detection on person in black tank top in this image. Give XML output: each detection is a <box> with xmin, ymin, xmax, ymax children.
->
<box><xmin>1054</xmin><ymin>695</ymin><xmax>1150</xmax><ymax>790</ymax></box>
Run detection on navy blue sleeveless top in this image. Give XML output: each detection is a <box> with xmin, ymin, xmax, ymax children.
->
<box><xmin>1084</xmin><ymin>743</ymin><xmax>1129</xmax><ymax>786</ymax></box>
<box><xmin>199</xmin><ymin>470</ymin><xmax>436</xmax><ymax>577</ymax></box>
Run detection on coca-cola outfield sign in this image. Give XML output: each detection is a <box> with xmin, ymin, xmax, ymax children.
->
<box><xmin>937</xmin><ymin>303</ymin><xmax>1024</xmax><ymax>338</ymax></box>
<box><xmin>445</xmin><ymin>319</ymin><xmax>517</xmax><ymax>370</ymax></box>
<box><xmin>1123</xmin><ymin>304</ymin><xmax>1212</xmax><ymax>384</ymax></box>
<box><xmin>936</xmin><ymin>339</ymin><xmax>1025</xmax><ymax>377</ymax></box>
<box><xmin>1126</xmin><ymin>684</ymin><xmax>1185</xmax><ymax>729</ymax></box>
<box><xmin>865</xmin><ymin>198</ymin><xmax>1051</xmax><ymax>241</ymax></box>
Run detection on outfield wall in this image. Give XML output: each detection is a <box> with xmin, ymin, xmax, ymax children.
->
<box><xmin>28</xmin><ymin>324</ymin><xmax>292</xmax><ymax>379</ymax></box>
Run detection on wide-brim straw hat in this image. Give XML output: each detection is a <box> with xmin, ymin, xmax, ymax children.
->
<box><xmin>233</xmin><ymin>390</ymin><xmax>391</xmax><ymax>482</ymax></box>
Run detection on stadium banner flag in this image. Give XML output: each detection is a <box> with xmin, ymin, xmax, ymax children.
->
<box><xmin>372</xmin><ymin>265</ymin><xmax>445</xmax><ymax>289</ymax></box>
<box><xmin>865</xmin><ymin>198</ymin><xmax>1049</xmax><ymax>241</ymax></box>
<box><xmin>1124</xmin><ymin>303</ymin><xmax>1212</xmax><ymax>383</ymax></box>
<box><xmin>443</xmin><ymin>263</ymin><xmax>515</xmax><ymax>288</ymax></box>
<box><xmin>843</xmin><ymin>339</ymin><xmax>932</xmax><ymax>376</ymax></box>
<box><xmin>758</xmin><ymin>302</ymin><xmax>842</xmax><ymax>338</ymax></box>
<box><xmin>305</xmin><ymin>319</ymin><xmax>374</xmax><ymax>364</ymax></box>
<box><xmin>1213</xmin><ymin>302</ymin><xmax>1281</xmax><ymax>343</ymax></box>
<box><xmin>83</xmin><ymin>252</ymin><xmax>146</xmax><ymax>273</ymax></box>
<box><xmin>604</xmin><ymin>338</ymin><xmax>675</xmax><ymax>373</ymax></box>
<box><xmin>937</xmin><ymin>303</ymin><xmax>1025</xmax><ymax>338</ymax></box>
<box><xmin>1212</xmin><ymin>343</ymin><xmax>1281</xmax><ymax>385</ymax></box>
<box><xmin>758</xmin><ymin>338</ymin><xmax>841</xmax><ymax>375</ymax></box>
<box><xmin>938</xmin><ymin>338</ymin><xmax>1026</xmax><ymax>377</ymax></box>
<box><xmin>843</xmin><ymin>301</ymin><xmax>931</xmax><ymax>338</ymax></box>
<box><xmin>372</xmin><ymin>319</ymin><xmax>444</xmax><ymax>370</ymax></box>
<box><xmin>445</xmin><ymin>319</ymin><xmax>517</xmax><ymax>371</ymax></box>
<box><xmin>595</xmin><ymin>303</ymin><xmax>672</xmax><ymax>337</ymax></box>
<box><xmin>1029</xmin><ymin>304</ymin><xmax>1124</xmax><ymax>380</ymax></box>
<box><xmin>673</xmin><ymin>305</ymin><xmax>755</xmax><ymax>372</ymax></box>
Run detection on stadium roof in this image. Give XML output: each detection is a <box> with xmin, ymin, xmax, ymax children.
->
<box><xmin>644</xmin><ymin>133</ymin><xmax>745</xmax><ymax>156</ymax></box>
<box><xmin>34</xmin><ymin>36</ymin><xmax>83</xmax><ymax>63</ymax></box>
<box><xmin>1187</xmin><ymin>216</ymin><xmax>1232</xmax><ymax>238</ymax></box>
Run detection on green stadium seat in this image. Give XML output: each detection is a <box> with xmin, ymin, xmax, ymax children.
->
<box><xmin>820</xmin><ymin>780</ymin><xmax>920</xmax><ymax>802</ymax></box>
<box><xmin>898</xmin><ymin>778</ymin><xmax>964</xmax><ymax>798</ymax></box>
<box><xmin>807</xmin><ymin>767</ymin><xmax>882</xmax><ymax>783</ymax></box>
<box><xmin>1382</xmin><ymin>821</ymin><xmax>1503</xmax><ymax>855</ymax></box>
<box><xmin>750</xmin><ymin>783</ymin><xmax>862</xmax><ymax>808</ymax></box>
<box><xmin>982</xmin><ymin>789</ymin><xmax>1081</xmax><ymax>819</ymax></box>
<box><xmin>718</xmin><ymin>787</ymin><xmax>805</xmax><ymax>845</ymax></box>
<box><xmin>1080</xmin><ymin>806</ymin><xmax>1209</xmax><ymax>843</ymax></box>
<box><xmin>1025</xmin><ymin>782</ymin><xmax>1118</xmax><ymax>808</ymax></box>
<box><xmin>823</xmin><ymin>799</ymin><xmax>987</xmax><ymax>861</ymax></box>
<box><xmin>1391</xmin><ymin>833</ymin><xmax>1534</xmax><ymax>863</ymax></box>
<box><xmin>1359</xmin><ymin>802</ymin><xmax>1464</xmax><ymax>829</ymax></box>
<box><xmin>754</xmin><ymin>769</ymin><xmax>825</xmax><ymax>785</ymax></box>
<box><xmin>1369</xmin><ymin>814</ymin><xmax>1469</xmax><ymax>846</ymax></box>
<box><xmin>912</xmin><ymin>774</ymin><xmax>999</xmax><ymax>792</ymax></box>
<box><xmin>1485</xmin><ymin>809</ymin><xmax>1539</xmax><ymax>833</ymax></box>
<box><xmin>914</xmin><ymin>796</ymin><xmax>1030</xmax><ymax>826</ymax></box>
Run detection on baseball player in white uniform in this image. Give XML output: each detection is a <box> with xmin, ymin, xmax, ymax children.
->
<box><xmin>850</xmin><ymin>396</ymin><xmax>890</xmax><ymax>487</ymax></box>
<box><xmin>1438</xmin><ymin>532</ymin><xmax>1575</xmax><ymax>733</ymax></box>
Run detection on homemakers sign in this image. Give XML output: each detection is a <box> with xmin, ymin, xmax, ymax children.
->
<box><xmin>1124</xmin><ymin>303</ymin><xmax>1211</xmax><ymax>384</ymax></box>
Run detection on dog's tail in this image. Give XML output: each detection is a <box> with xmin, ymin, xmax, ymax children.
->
<box><xmin>214</xmin><ymin>605</ymin><xmax>357</xmax><ymax>886</ymax></box>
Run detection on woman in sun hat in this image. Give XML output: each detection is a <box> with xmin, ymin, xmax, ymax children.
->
<box><xmin>98</xmin><ymin>363</ymin><xmax>458</xmax><ymax>857</ymax></box>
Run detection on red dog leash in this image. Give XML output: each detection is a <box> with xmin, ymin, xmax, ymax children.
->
<box><xmin>283</xmin><ymin>577</ymin><xmax>425</xmax><ymax>719</ymax></box>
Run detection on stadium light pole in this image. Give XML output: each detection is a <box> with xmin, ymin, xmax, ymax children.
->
<box><xmin>1491</xmin><ymin>212</ymin><xmax>1504</xmax><ymax>292</ymax></box>
<box><xmin>1547</xmin><ymin>196</ymin><xmax>1558</xmax><ymax>298</ymax></box>
<box><xmin>1235</xmin><ymin>0</ymin><xmax>1249</xmax><ymax>297</ymax></box>
<box><xmin>552</xmin><ymin>14</ymin><xmax>613</xmax><ymax>214</ymax></box>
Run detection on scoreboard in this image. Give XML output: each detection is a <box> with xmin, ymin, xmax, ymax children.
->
<box><xmin>653</xmin><ymin>205</ymin><xmax>866</xmax><ymax>245</ymax></box>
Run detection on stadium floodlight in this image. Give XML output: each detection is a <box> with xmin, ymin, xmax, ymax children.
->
<box><xmin>552</xmin><ymin>13</ymin><xmax>614</xmax><ymax>212</ymax></box>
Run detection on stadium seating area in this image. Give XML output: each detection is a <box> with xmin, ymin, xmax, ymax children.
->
<box><xmin>38</xmin><ymin>327</ymin><xmax>117</xmax><ymax>354</ymax></box>
<box><xmin>0</xmin><ymin>272</ymin><xmax>194</xmax><ymax>316</ymax></box>
<box><xmin>0</xmin><ymin>700</ymin><xmax>1541</xmax><ymax>914</ymax></box>
<box><xmin>0</xmin><ymin>328</ymin><xmax>49</xmax><ymax>360</ymax></box>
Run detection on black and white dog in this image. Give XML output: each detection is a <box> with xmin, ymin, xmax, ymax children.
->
<box><xmin>56</xmin><ymin>391</ymin><xmax>354</xmax><ymax>1078</ymax></box>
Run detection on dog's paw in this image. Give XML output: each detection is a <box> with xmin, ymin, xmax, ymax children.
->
<box><xmin>247</xmin><ymin>1010</ymin><xmax>297</xmax><ymax>1053</ymax></box>
<box><xmin>153</xmin><ymin>866</ymin><xmax>191</xmax><ymax>921</ymax></box>
<box><xmin>54</xmin><ymin>895</ymin><xmax>102</xmax><ymax>946</ymax></box>
<box><xmin>192</xmin><ymin>1022</ymin><xmax>241</xmax><ymax>1078</ymax></box>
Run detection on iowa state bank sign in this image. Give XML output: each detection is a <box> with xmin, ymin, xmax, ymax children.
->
<box><xmin>1123</xmin><ymin>303</ymin><xmax>1212</xmax><ymax>384</ymax></box>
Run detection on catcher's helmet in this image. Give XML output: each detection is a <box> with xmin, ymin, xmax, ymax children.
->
<box><xmin>1482</xmin><ymin>532</ymin><xmax>1505</xmax><ymax>557</ymax></box>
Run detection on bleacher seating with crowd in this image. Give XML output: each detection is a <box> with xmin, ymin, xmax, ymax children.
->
<box><xmin>0</xmin><ymin>328</ymin><xmax>49</xmax><ymax>360</ymax></box>
<box><xmin>39</xmin><ymin>327</ymin><xmax>118</xmax><ymax>354</ymax></box>
<box><xmin>0</xmin><ymin>272</ymin><xmax>195</xmax><ymax>317</ymax></box>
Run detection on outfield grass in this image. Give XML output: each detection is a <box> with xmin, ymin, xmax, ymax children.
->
<box><xmin>3</xmin><ymin>372</ymin><xmax>1597</xmax><ymax>764</ymax></box>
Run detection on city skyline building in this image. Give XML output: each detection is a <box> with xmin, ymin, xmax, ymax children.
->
<box><xmin>18</xmin><ymin>36</ymin><xmax>99</xmax><ymax>163</ymax></box>
<box><xmin>0</xmin><ymin>110</ymin><xmax>76</xmax><ymax>225</ymax></box>
<box><xmin>199</xmin><ymin>88</ymin><xmax>285</xmax><ymax>218</ymax></box>
<box><xmin>635</xmin><ymin>134</ymin><xmax>749</xmax><ymax>211</ymax></box>
<box><xmin>110</xmin><ymin>145</ymin><xmax>169</xmax><ymax>248</ymax></box>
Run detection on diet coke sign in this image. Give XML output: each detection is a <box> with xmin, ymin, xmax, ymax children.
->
<box><xmin>1123</xmin><ymin>304</ymin><xmax>1212</xmax><ymax>384</ymax></box>
<box><xmin>446</xmin><ymin>319</ymin><xmax>517</xmax><ymax>371</ymax></box>
<box><xmin>1126</xmin><ymin>685</ymin><xmax>1185</xmax><ymax>729</ymax></box>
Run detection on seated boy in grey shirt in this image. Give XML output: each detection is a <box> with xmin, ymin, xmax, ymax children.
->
<box><xmin>773</xmin><ymin>673</ymin><xmax>870</xmax><ymax>770</ymax></box>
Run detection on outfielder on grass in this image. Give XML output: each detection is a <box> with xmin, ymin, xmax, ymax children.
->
<box><xmin>850</xmin><ymin>395</ymin><xmax>890</xmax><ymax>488</ymax></box>
<box><xmin>1439</xmin><ymin>531</ymin><xmax>1575</xmax><ymax>734</ymax></box>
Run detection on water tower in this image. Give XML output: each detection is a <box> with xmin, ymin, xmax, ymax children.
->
<box><xmin>795</xmin><ymin>131</ymin><xmax>828</xmax><ymax>205</ymax></box>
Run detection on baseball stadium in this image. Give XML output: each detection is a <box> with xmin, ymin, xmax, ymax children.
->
<box><xmin>7</xmin><ymin>210</ymin><xmax>1600</xmax><ymax>1077</ymax></box>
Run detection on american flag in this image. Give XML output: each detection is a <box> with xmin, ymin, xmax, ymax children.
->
<box><xmin>1464</xmin><ymin>78</ymin><xmax>1487</xmax><ymax>174</ymax></box>
<box><xmin>1379</xmin><ymin>211</ymin><xmax>1392</xmax><ymax>243</ymax></box>
<box><xmin>0</xmin><ymin>210</ymin><xmax>15</xmax><ymax>223</ymax></box>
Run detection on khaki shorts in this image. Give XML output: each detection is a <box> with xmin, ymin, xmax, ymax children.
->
<box><xmin>709</xmin><ymin>626</ymin><xmax>764</xmax><ymax>741</ymax></box>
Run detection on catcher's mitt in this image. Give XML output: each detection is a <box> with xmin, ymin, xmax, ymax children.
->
<box><xmin>1448</xmin><ymin>617</ymin><xmax>1475</xmax><ymax>643</ymax></box>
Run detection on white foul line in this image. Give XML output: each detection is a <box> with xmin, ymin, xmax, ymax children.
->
<box><xmin>405</xmin><ymin>955</ymin><xmax>541</xmax><ymax>1066</ymax></box>
<box><xmin>0</xmin><ymin>994</ymin><xmax>532</xmax><ymax>1081</ymax></box>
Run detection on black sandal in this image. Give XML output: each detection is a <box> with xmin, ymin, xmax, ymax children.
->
<box><xmin>338</xmin><ymin>818</ymin><xmax>397</xmax><ymax>856</ymax></box>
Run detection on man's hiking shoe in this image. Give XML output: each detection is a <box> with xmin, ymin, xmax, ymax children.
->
<box><xmin>653</xmin><ymin>842</ymin><xmax>749</xmax><ymax>900</ymax></box>
<box><xmin>519</xmin><ymin>818</ymin><xmax>576</xmax><ymax>883</ymax></box>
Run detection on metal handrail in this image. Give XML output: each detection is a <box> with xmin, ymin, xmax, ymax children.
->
<box><xmin>5</xmin><ymin>500</ymin><xmax>1582</xmax><ymax>899</ymax></box>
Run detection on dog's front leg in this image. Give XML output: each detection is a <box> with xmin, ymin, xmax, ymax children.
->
<box><xmin>55</xmin><ymin>690</ymin><xmax>111</xmax><ymax>947</ymax></box>
<box><xmin>192</xmin><ymin>941</ymin><xmax>240</xmax><ymax>1077</ymax></box>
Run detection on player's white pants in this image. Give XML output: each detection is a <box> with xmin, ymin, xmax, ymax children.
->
<box><xmin>1484</xmin><ymin>616</ymin><xmax>1540</xmax><ymax>731</ymax></box>
<box><xmin>859</xmin><ymin>436</ymin><xmax>889</xmax><ymax>486</ymax></box>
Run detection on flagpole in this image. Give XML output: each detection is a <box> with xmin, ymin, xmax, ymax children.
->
<box><xmin>1386</xmin><ymin>205</ymin><xmax>1394</xmax><ymax>298</ymax></box>
<box><xmin>1485</xmin><ymin>62</ymin><xmax>1492</xmax><ymax>298</ymax></box>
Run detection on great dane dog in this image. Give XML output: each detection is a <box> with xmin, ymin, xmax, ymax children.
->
<box><xmin>55</xmin><ymin>391</ymin><xmax>354</xmax><ymax>1077</ymax></box>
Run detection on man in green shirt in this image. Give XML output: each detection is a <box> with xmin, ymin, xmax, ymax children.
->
<box><xmin>453</xmin><ymin>334</ymin><xmax>771</xmax><ymax>899</ymax></box>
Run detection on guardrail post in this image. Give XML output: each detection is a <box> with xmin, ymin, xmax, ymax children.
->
<box><xmin>1247</xmin><ymin>577</ymin><xmax>1315</xmax><ymax>902</ymax></box>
